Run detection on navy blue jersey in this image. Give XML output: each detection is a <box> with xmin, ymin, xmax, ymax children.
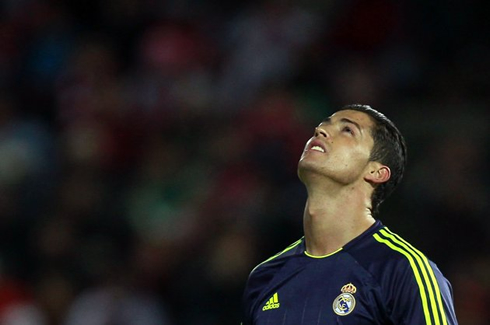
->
<box><xmin>242</xmin><ymin>221</ymin><xmax>458</xmax><ymax>325</ymax></box>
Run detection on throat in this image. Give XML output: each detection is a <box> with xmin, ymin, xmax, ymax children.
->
<box><xmin>303</xmin><ymin>199</ymin><xmax>375</xmax><ymax>256</ymax></box>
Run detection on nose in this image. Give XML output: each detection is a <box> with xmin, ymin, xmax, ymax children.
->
<box><xmin>315</xmin><ymin>126</ymin><xmax>328</xmax><ymax>138</ymax></box>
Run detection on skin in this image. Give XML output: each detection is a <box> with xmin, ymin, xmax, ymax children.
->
<box><xmin>297</xmin><ymin>110</ymin><xmax>391</xmax><ymax>256</ymax></box>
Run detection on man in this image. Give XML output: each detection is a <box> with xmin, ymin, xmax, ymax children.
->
<box><xmin>241</xmin><ymin>104</ymin><xmax>458</xmax><ymax>324</ymax></box>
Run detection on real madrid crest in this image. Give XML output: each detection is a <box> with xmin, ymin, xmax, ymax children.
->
<box><xmin>332</xmin><ymin>283</ymin><xmax>357</xmax><ymax>316</ymax></box>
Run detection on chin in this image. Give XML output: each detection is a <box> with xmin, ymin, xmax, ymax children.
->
<box><xmin>297</xmin><ymin>161</ymin><xmax>321</xmax><ymax>184</ymax></box>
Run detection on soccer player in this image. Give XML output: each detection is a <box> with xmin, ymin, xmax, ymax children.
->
<box><xmin>241</xmin><ymin>105</ymin><xmax>458</xmax><ymax>324</ymax></box>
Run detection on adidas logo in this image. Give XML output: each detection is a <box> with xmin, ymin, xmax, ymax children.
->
<box><xmin>262</xmin><ymin>292</ymin><xmax>280</xmax><ymax>311</ymax></box>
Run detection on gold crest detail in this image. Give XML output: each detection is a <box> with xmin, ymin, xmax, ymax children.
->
<box><xmin>341</xmin><ymin>283</ymin><xmax>357</xmax><ymax>294</ymax></box>
<box><xmin>332</xmin><ymin>283</ymin><xmax>357</xmax><ymax>316</ymax></box>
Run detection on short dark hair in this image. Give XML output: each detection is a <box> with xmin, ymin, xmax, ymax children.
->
<box><xmin>339</xmin><ymin>104</ymin><xmax>407</xmax><ymax>216</ymax></box>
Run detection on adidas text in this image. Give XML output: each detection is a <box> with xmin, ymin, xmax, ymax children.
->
<box><xmin>262</xmin><ymin>303</ymin><xmax>280</xmax><ymax>311</ymax></box>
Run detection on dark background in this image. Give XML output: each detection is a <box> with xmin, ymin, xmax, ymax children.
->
<box><xmin>0</xmin><ymin>0</ymin><xmax>489</xmax><ymax>324</ymax></box>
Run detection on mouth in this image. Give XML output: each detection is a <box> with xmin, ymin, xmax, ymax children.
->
<box><xmin>310</xmin><ymin>145</ymin><xmax>325</xmax><ymax>153</ymax></box>
<box><xmin>307</xmin><ymin>140</ymin><xmax>327</xmax><ymax>153</ymax></box>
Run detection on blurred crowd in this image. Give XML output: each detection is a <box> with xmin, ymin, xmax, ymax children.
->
<box><xmin>0</xmin><ymin>0</ymin><xmax>489</xmax><ymax>324</ymax></box>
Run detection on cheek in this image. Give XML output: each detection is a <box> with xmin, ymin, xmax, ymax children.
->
<box><xmin>334</xmin><ymin>148</ymin><xmax>370</xmax><ymax>171</ymax></box>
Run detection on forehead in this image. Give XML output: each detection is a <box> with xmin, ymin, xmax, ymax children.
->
<box><xmin>322</xmin><ymin>109</ymin><xmax>376</xmax><ymax>129</ymax></box>
<box><xmin>332</xmin><ymin>109</ymin><xmax>374</xmax><ymax>125</ymax></box>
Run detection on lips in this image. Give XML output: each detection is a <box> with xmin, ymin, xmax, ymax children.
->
<box><xmin>308</xmin><ymin>139</ymin><xmax>327</xmax><ymax>153</ymax></box>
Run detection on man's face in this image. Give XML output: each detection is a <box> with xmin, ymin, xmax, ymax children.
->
<box><xmin>298</xmin><ymin>109</ymin><xmax>376</xmax><ymax>186</ymax></box>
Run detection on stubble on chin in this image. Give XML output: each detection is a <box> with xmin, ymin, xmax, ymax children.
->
<box><xmin>297</xmin><ymin>157</ymin><xmax>324</xmax><ymax>185</ymax></box>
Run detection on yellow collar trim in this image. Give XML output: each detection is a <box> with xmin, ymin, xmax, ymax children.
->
<box><xmin>304</xmin><ymin>247</ymin><xmax>343</xmax><ymax>259</ymax></box>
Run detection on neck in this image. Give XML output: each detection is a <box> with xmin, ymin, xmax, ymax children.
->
<box><xmin>302</xmin><ymin>183</ymin><xmax>375</xmax><ymax>256</ymax></box>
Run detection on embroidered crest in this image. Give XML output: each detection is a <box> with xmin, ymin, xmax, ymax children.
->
<box><xmin>332</xmin><ymin>283</ymin><xmax>357</xmax><ymax>316</ymax></box>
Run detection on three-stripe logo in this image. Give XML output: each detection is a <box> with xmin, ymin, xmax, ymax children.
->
<box><xmin>262</xmin><ymin>292</ymin><xmax>280</xmax><ymax>311</ymax></box>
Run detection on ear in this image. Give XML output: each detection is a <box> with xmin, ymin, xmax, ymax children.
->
<box><xmin>364</xmin><ymin>162</ymin><xmax>391</xmax><ymax>184</ymax></box>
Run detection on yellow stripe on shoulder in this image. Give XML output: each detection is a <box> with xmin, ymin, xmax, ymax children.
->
<box><xmin>373</xmin><ymin>228</ymin><xmax>448</xmax><ymax>325</ymax></box>
<box><xmin>382</xmin><ymin>228</ymin><xmax>448</xmax><ymax>325</ymax></box>
<box><xmin>250</xmin><ymin>238</ymin><xmax>303</xmax><ymax>274</ymax></box>
<box><xmin>373</xmin><ymin>233</ymin><xmax>432</xmax><ymax>324</ymax></box>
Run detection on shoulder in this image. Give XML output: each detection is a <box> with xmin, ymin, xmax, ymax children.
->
<box><xmin>244</xmin><ymin>238</ymin><xmax>304</xmax><ymax>297</ymax></box>
<box><xmin>242</xmin><ymin>238</ymin><xmax>304</xmax><ymax>321</ymax></box>
<box><xmin>349</xmin><ymin>226</ymin><xmax>434</xmax><ymax>273</ymax></box>
<box><xmin>249</xmin><ymin>237</ymin><xmax>304</xmax><ymax>276</ymax></box>
<box><xmin>362</xmin><ymin>227</ymin><xmax>458</xmax><ymax>324</ymax></box>
<box><xmin>350</xmin><ymin>226</ymin><xmax>457</xmax><ymax>321</ymax></box>
<box><xmin>347</xmin><ymin>225</ymin><xmax>453</xmax><ymax>302</ymax></box>
<box><xmin>368</xmin><ymin>226</ymin><xmax>452</xmax><ymax>291</ymax></box>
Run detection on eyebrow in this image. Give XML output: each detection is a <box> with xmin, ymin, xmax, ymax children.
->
<box><xmin>321</xmin><ymin>117</ymin><xmax>363</xmax><ymax>135</ymax></box>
